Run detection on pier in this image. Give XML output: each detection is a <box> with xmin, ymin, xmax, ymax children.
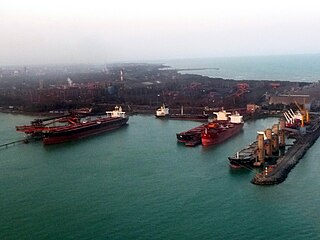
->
<box><xmin>0</xmin><ymin>139</ymin><xmax>29</xmax><ymax>149</ymax></box>
<box><xmin>251</xmin><ymin>119</ymin><xmax>320</xmax><ymax>185</ymax></box>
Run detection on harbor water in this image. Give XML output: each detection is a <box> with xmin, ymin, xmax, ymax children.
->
<box><xmin>1</xmin><ymin>113</ymin><xmax>320</xmax><ymax>239</ymax></box>
<box><xmin>162</xmin><ymin>54</ymin><xmax>320</xmax><ymax>82</ymax></box>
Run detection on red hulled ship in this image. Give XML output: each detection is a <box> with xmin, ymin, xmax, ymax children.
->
<box><xmin>16</xmin><ymin>106</ymin><xmax>128</xmax><ymax>145</ymax></box>
<box><xmin>201</xmin><ymin>110</ymin><xmax>244</xmax><ymax>146</ymax></box>
<box><xmin>176</xmin><ymin>124</ymin><xmax>206</xmax><ymax>146</ymax></box>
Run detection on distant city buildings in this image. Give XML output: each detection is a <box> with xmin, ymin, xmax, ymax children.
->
<box><xmin>0</xmin><ymin>63</ymin><xmax>318</xmax><ymax>113</ymax></box>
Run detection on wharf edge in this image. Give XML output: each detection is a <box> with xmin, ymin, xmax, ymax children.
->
<box><xmin>251</xmin><ymin>120</ymin><xmax>320</xmax><ymax>185</ymax></box>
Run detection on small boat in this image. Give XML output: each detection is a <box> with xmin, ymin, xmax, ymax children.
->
<box><xmin>185</xmin><ymin>138</ymin><xmax>201</xmax><ymax>147</ymax></box>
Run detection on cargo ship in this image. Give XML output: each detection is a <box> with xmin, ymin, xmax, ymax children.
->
<box><xmin>228</xmin><ymin>141</ymin><xmax>257</xmax><ymax>168</ymax></box>
<box><xmin>201</xmin><ymin>110</ymin><xmax>244</xmax><ymax>146</ymax></box>
<box><xmin>176</xmin><ymin>124</ymin><xmax>206</xmax><ymax>146</ymax></box>
<box><xmin>16</xmin><ymin>106</ymin><xmax>128</xmax><ymax>145</ymax></box>
<box><xmin>156</xmin><ymin>104</ymin><xmax>208</xmax><ymax>122</ymax></box>
<box><xmin>155</xmin><ymin>104</ymin><xmax>170</xmax><ymax>117</ymax></box>
<box><xmin>176</xmin><ymin>109</ymin><xmax>244</xmax><ymax>147</ymax></box>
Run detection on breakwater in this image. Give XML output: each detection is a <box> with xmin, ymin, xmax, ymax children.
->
<box><xmin>252</xmin><ymin>120</ymin><xmax>320</xmax><ymax>185</ymax></box>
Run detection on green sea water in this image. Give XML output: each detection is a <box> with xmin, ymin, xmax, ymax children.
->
<box><xmin>162</xmin><ymin>54</ymin><xmax>320</xmax><ymax>82</ymax></box>
<box><xmin>1</xmin><ymin>113</ymin><xmax>320</xmax><ymax>239</ymax></box>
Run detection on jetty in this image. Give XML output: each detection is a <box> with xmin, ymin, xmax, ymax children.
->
<box><xmin>252</xmin><ymin>118</ymin><xmax>320</xmax><ymax>185</ymax></box>
<box><xmin>0</xmin><ymin>139</ymin><xmax>29</xmax><ymax>149</ymax></box>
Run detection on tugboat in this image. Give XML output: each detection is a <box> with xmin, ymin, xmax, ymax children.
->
<box><xmin>201</xmin><ymin>110</ymin><xmax>244</xmax><ymax>146</ymax></box>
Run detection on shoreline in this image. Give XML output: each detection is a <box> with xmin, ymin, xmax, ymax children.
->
<box><xmin>0</xmin><ymin>108</ymin><xmax>282</xmax><ymax>121</ymax></box>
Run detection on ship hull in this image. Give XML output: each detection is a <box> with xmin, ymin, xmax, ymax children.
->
<box><xmin>228</xmin><ymin>156</ymin><xmax>255</xmax><ymax>168</ymax></box>
<box><xmin>201</xmin><ymin>123</ymin><xmax>244</xmax><ymax>146</ymax></box>
<box><xmin>43</xmin><ymin>117</ymin><xmax>128</xmax><ymax>145</ymax></box>
<box><xmin>229</xmin><ymin>162</ymin><xmax>244</xmax><ymax>169</ymax></box>
<box><xmin>176</xmin><ymin>124</ymin><xmax>206</xmax><ymax>143</ymax></box>
<box><xmin>168</xmin><ymin>114</ymin><xmax>208</xmax><ymax>122</ymax></box>
<box><xmin>176</xmin><ymin>132</ymin><xmax>201</xmax><ymax>143</ymax></box>
<box><xmin>228</xmin><ymin>141</ymin><xmax>257</xmax><ymax>168</ymax></box>
<box><xmin>156</xmin><ymin>114</ymin><xmax>208</xmax><ymax>122</ymax></box>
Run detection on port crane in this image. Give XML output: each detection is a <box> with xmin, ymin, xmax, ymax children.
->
<box><xmin>294</xmin><ymin>100</ymin><xmax>310</xmax><ymax>126</ymax></box>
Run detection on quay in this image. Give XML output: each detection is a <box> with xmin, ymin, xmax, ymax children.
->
<box><xmin>252</xmin><ymin>119</ymin><xmax>320</xmax><ymax>185</ymax></box>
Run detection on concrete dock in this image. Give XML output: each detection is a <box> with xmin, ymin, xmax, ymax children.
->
<box><xmin>252</xmin><ymin>119</ymin><xmax>320</xmax><ymax>185</ymax></box>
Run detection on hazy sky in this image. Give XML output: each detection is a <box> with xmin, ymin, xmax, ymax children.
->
<box><xmin>1</xmin><ymin>0</ymin><xmax>320</xmax><ymax>65</ymax></box>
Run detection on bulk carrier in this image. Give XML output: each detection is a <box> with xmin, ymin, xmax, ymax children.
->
<box><xmin>201</xmin><ymin>110</ymin><xmax>244</xmax><ymax>146</ymax></box>
<box><xmin>228</xmin><ymin>141</ymin><xmax>257</xmax><ymax>168</ymax></box>
<box><xmin>156</xmin><ymin>104</ymin><xmax>208</xmax><ymax>122</ymax></box>
<box><xmin>16</xmin><ymin>106</ymin><xmax>128</xmax><ymax>145</ymax></box>
<box><xmin>176</xmin><ymin>109</ymin><xmax>244</xmax><ymax>146</ymax></box>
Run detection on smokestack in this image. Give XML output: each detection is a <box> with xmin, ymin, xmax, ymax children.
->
<box><xmin>67</xmin><ymin>77</ymin><xmax>73</xmax><ymax>87</ymax></box>
<box><xmin>39</xmin><ymin>79</ymin><xmax>44</xmax><ymax>89</ymax></box>
<box><xmin>120</xmin><ymin>70</ymin><xmax>124</xmax><ymax>81</ymax></box>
